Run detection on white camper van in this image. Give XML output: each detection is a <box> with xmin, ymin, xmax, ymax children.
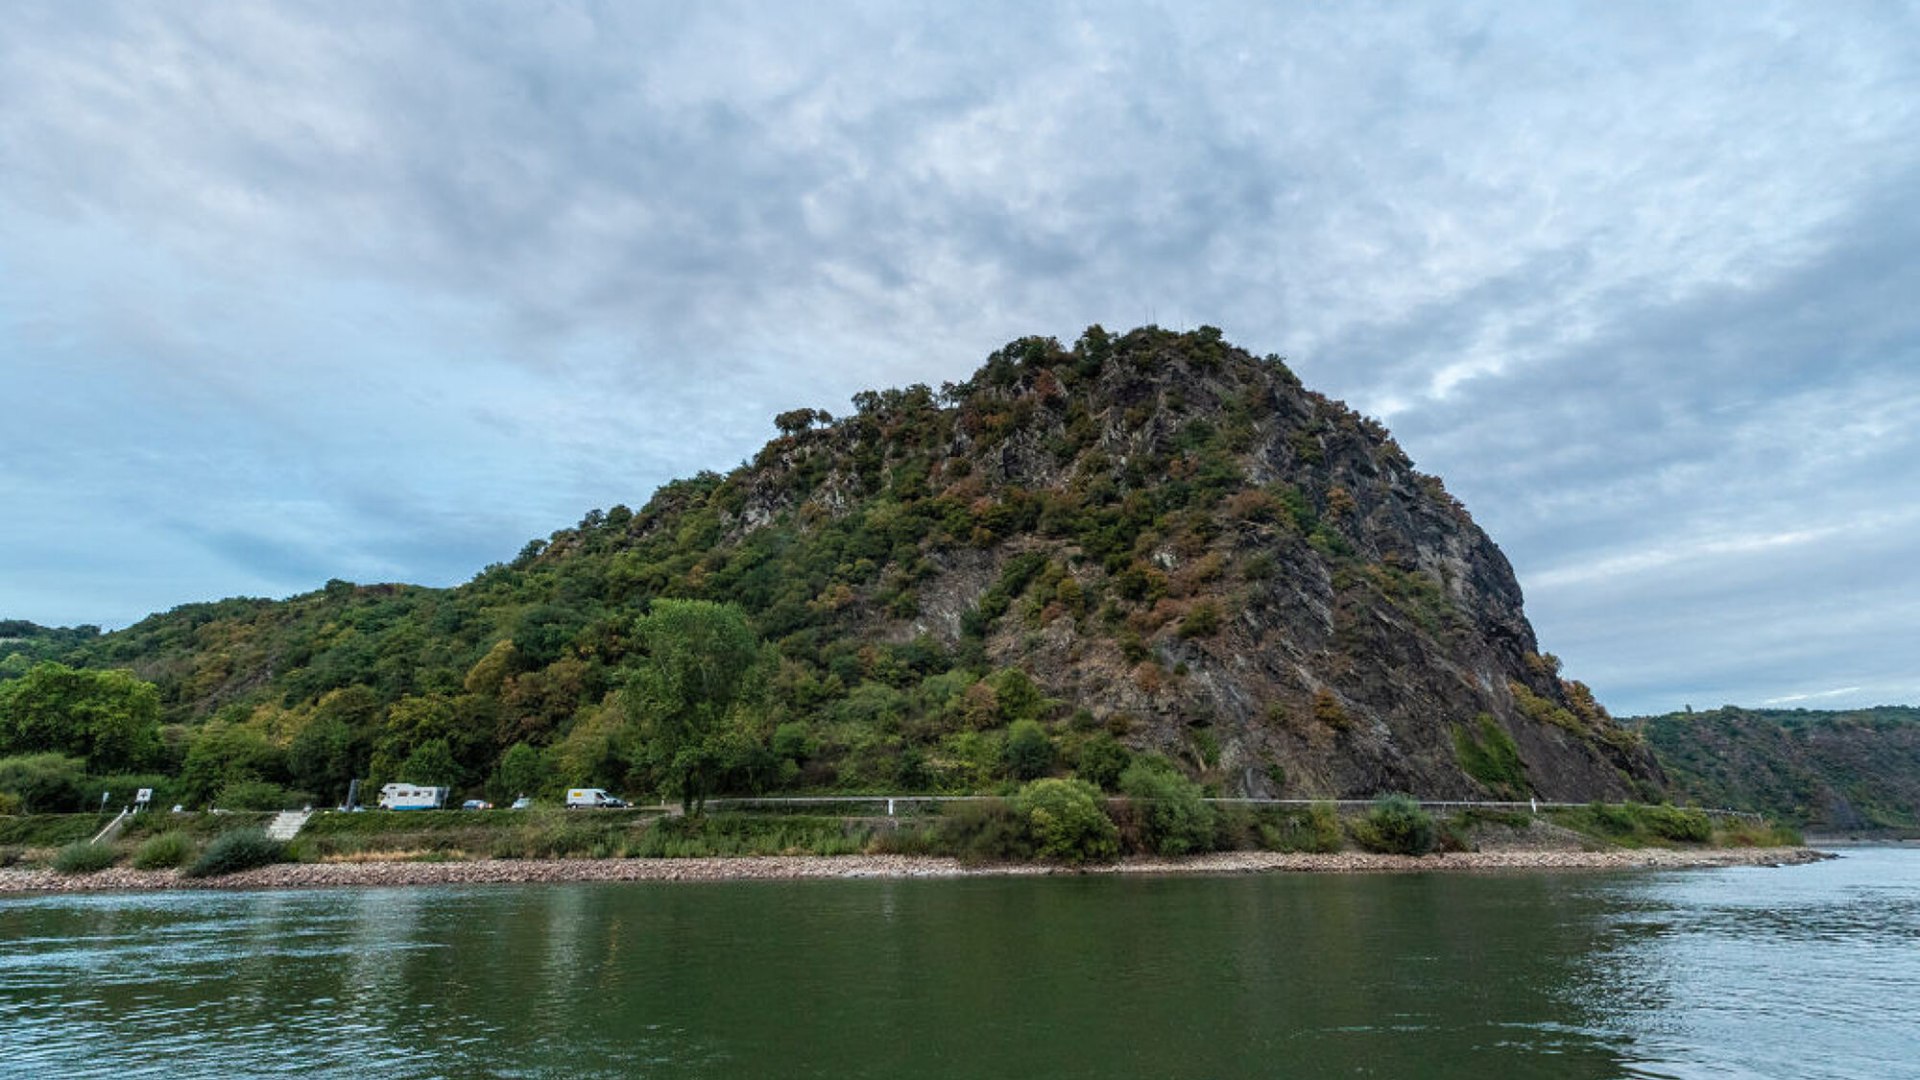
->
<box><xmin>378</xmin><ymin>783</ymin><xmax>449</xmax><ymax>811</ymax></box>
<box><xmin>565</xmin><ymin>788</ymin><xmax>627</xmax><ymax>809</ymax></box>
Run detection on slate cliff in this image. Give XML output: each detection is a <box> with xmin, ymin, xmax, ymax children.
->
<box><xmin>536</xmin><ymin>326</ymin><xmax>1660</xmax><ymax>800</ymax></box>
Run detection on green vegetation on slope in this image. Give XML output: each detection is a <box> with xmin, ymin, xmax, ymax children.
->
<box><xmin>1637</xmin><ymin>706</ymin><xmax>1920</xmax><ymax>831</ymax></box>
<box><xmin>3</xmin><ymin>327</ymin><xmax>1655</xmax><ymax>815</ymax></box>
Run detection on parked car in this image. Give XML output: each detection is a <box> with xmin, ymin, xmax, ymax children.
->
<box><xmin>461</xmin><ymin>799</ymin><xmax>493</xmax><ymax>811</ymax></box>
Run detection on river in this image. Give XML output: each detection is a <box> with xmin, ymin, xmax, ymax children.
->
<box><xmin>2</xmin><ymin>846</ymin><xmax>1915</xmax><ymax>1078</ymax></box>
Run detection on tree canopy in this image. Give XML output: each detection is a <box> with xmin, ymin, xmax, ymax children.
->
<box><xmin>624</xmin><ymin>599</ymin><xmax>769</xmax><ymax>814</ymax></box>
<box><xmin>0</xmin><ymin>662</ymin><xmax>161</xmax><ymax>773</ymax></box>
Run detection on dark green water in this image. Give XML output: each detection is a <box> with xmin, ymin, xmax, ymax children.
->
<box><xmin>3</xmin><ymin>848</ymin><xmax>1917</xmax><ymax>1078</ymax></box>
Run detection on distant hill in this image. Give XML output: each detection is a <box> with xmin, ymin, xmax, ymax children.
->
<box><xmin>1636</xmin><ymin>706</ymin><xmax>1920</xmax><ymax>831</ymax></box>
<box><xmin>4</xmin><ymin>327</ymin><xmax>1659</xmax><ymax>808</ymax></box>
<box><xmin>0</xmin><ymin>620</ymin><xmax>101</xmax><ymax>676</ymax></box>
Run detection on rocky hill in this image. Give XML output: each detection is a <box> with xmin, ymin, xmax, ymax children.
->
<box><xmin>1637</xmin><ymin>706</ymin><xmax>1920</xmax><ymax>831</ymax></box>
<box><xmin>4</xmin><ymin>327</ymin><xmax>1661</xmax><ymax>807</ymax></box>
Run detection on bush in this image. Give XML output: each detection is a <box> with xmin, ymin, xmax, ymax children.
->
<box><xmin>1715</xmin><ymin>817</ymin><xmax>1802</xmax><ymax>848</ymax></box>
<box><xmin>0</xmin><ymin>753</ymin><xmax>86</xmax><ymax>813</ymax></box>
<box><xmin>934</xmin><ymin>800</ymin><xmax>1033</xmax><ymax>864</ymax></box>
<box><xmin>1351</xmin><ymin>794</ymin><xmax>1435</xmax><ymax>855</ymax></box>
<box><xmin>52</xmin><ymin>840</ymin><xmax>118</xmax><ymax>874</ymax></box>
<box><xmin>1254</xmin><ymin>801</ymin><xmax>1343</xmax><ymax>853</ymax></box>
<box><xmin>1642</xmin><ymin>804</ymin><xmax>1712</xmax><ymax>843</ymax></box>
<box><xmin>1014</xmin><ymin>779</ymin><xmax>1118</xmax><ymax>864</ymax></box>
<box><xmin>131</xmin><ymin>830</ymin><xmax>195</xmax><ymax>870</ymax></box>
<box><xmin>1552</xmin><ymin>802</ymin><xmax>1714</xmax><ymax>846</ymax></box>
<box><xmin>183</xmin><ymin>829</ymin><xmax>286</xmax><ymax>878</ymax></box>
<box><xmin>1118</xmin><ymin>757</ymin><xmax>1216</xmax><ymax>855</ymax></box>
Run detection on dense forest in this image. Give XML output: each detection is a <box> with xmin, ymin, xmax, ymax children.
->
<box><xmin>2</xmin><ymin>327</ymin><xmax>1659</xmax><ymax>815</ymax></box>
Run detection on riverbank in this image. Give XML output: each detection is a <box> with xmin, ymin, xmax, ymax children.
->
<box><xmin>0</xmin><ymin>845</ymin><xmax>1828</xmax><ymax>893</ymax></box>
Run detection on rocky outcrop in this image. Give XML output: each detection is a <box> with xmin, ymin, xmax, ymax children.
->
<box><xmin>607</xmin><ymin>327</ymin><xmax>1663</xmax><ymax>800</ymax></box>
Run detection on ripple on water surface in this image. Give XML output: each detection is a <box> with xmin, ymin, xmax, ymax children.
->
<box><xmin>2</xmin><ymin>851</ymin><xmax>1918</xmax><ymax>1079</ymax></box>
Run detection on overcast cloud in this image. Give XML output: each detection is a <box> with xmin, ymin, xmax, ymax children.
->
<box><xmin>2</xmin><ymin>1</ymin><xmax>1915</xmax><ymax>714</ymax></box>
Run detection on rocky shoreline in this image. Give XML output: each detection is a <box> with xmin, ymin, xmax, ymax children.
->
<box><xmin>0</xmin><ymin>845</ymin><xmax>1830</xmax><ymax>894</ymax></box>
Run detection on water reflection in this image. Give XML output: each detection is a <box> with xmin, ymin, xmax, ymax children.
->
<box><xmin>2</xmin><ymin>850</ymin><xmax>1916</xmax><ymax>1078</ymax></box>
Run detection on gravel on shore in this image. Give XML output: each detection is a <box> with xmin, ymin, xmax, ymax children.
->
<box><xmin>0</xmin><ymin>845</ymin><xmax>1831</xmax><ymax>894</ymax></box>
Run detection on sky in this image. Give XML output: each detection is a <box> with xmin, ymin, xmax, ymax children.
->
<box><xmin>2</xmin><ymin>1</ymin><xmax>1916</xmax><ymax>716</ymax></box>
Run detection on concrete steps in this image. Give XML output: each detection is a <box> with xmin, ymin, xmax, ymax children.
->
<box><xmin>266</xmin><ymin>810</ymin><xmax>313</xmax><ymax>841</ymax></box>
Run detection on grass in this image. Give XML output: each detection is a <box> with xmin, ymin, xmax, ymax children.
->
<box><xmin>52</xmin><ymin>841</ymin><xmax>118</xmax><ymax>874</ymax></box>
<box><xmin>122</xmin><ymin>811</ymin><xmax>275</xmax><ymax>840</ymax></box>
<box><xmin>0</xmin><ymin>814</ymin><xmax>108</xmax><ymax>848</ymax></box>
<box><xmin>1453</xmin><ymin>714</ymin><xmax>1528</xmax><ymax>799</ymax></box>
<box><xmin>1714</xmin><ymin>817</ymin><xmax>1804</xmax><ymax>847</ymax></box>
<box><xmin>628</xmin><ymin>814</ymin><xmax>874</xmax><ymax>858</ymax></box>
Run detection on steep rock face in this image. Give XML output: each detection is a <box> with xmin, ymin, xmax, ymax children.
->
<box><xmin>599</xmin><ymin>327</ymin><xmax>1661</xmax><ymax>800</ymax></box>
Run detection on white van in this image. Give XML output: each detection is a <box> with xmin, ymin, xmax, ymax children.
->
<box><xmin>565</xmin><ymin>788</ymin><xmax>627</xmax><ymax>809</ymax></box>
<box><xmin>378</xmin><ymin>783</ymin><xmax>449</xmax><ymax>811</ymax></box>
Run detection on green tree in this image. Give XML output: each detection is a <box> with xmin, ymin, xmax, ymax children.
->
<box><xmin>287</xmin><ymin>716</ymin><xmax>355</xmax><ymax>804</ymax></box>
<box><xmin>0</xmin><ymin>662</ymin><xmax>162</xmax><ymax>772</ymax></box>
<box><xmin>490</xmin><ymin>741</ymin><xmax>548</xmax><ymax>801</ymax></box>
<box><xmin>1002</xmin><ymin>719</ymin><xmax>1054</xmax><ymax>780</ymax></box>
<box><xmin>397</xmin><ymin>738</ymin><xmax>462</xmax><ymax>789</ymax></box>
<box><xmin>1119</xmin><ymin>755</ymin><xmax>1217</xmax><ymax>855</ymax></box>
<box><xmin>624</xmin><ymin>600</ymin><xmax>768</xmax><ymax>815</ymax></box>
<box><xmin>1074</xmin><ymin>732</ymin><xmax>1132</xmax><ymax>791</ymax></box>
<box><xmin>1015</xmin><ymin>778</ymin><xmax>1119</xmax><ymax>864</ymax></box>
<box><xmin>178</xmin><ymin>721</ymin><xmax>284</xmax><ymax>807</ymax></box>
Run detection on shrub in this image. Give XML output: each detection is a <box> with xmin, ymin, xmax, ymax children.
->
<box><xmin>1642</xmin><ymin>804</ymin><xmax>1712</xmax><ymax>843</ymax></box>
<box><xmin>52</xmin><ymin>841</ymin><xmax>118</xmax><ymax>874</ymax></box>
<box><xmin>0</xmin><ymin>753</ymin><xmax>86</xmax><ymax>813</ymax></box>
<box><xmin>1177</xmin><ymin>602</ymin><xmax>1222</xmax><ymax>639</ymax></box>
<box><xmin>1715</xmin><ymin>817</ymin><xmax>1802</xmax><ymax>848</ymax></box>
<box><xmin>131</xmin><ymin>831</ymin><xmax>195</xmax><ymax>870</ymax></box>
<box><xmin>183</xmin><ymin>829</ymin><xmax>286</xmax><ymax>878</ymax></box>
<box><xmin>1453</xmin><ymin>714</ymin><xmax>1528</xmax><ymax>799</ymax></box>
<box><xmin>1014</xmin><ymin>779</ymin><xmax>1118</xmax><ymax>864</ymax></box>
<box><xmin>1254</xmin><ymin>802</ymin><xmax>1342</xmax><ymax>853</ymax></box>
<box><xmin>934</xmin><ymin>800</ymin><xmax>1033</xmax><ymax>864</ymax></box>
<box><xmin>1118</xmin><ymin>757</ymin><xmax>1216</xmax><ymax>855</ymax></box>
<box><xmin>1351</xmin><ymin>794</ymin><xmax>1435</xmax><ymax>855</ymax></box>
